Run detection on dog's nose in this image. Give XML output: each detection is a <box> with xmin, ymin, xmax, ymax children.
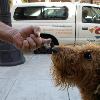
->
<box><xmin>52</xmin><ymin>47</ymin><xmax>59</xmax><ymax>53</ymax></box>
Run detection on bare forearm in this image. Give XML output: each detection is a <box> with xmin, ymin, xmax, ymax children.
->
<box><xmin>0</xmin><ymin>21</ymin><xmax>18</xmax><ymax>43</ymax></box>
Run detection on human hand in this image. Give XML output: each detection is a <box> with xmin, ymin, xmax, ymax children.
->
<box><xmin>12</xmin><ymin>26</ymin><xmax>51</xmax><ymax>51</ymax></box>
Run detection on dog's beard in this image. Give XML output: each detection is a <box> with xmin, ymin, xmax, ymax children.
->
<box><xmin>51</xmin><ymin>51</ymin><xmax>79</xmax><ymax>88</ymax></box>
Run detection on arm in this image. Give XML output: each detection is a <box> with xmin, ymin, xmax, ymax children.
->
<box><xmin>0</xmin><ymin>21</ymin><xmax>18</xmax><ymax>43</ymax></box>
<box><xmin>0</xmin><ymin>21</ymin><xmax>51</xmax><ymax>51</ymax></box>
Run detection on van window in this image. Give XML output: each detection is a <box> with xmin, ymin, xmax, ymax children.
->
<box><xmin>82</xmin><ymin>6</ymin><xmax>100</xmax><ymax>23</ymax></box>
<box><xmin>14</xmin><ymin>6</ymin><xmax>68</xmax><ymax>20</ymax></box>
<box><xmin>14</xmin><ymin>7</ymin><xmax>42</xmax><ymax>20</ymax></box>
<box><xmin>43</xmin><ymin>7</ymin><xmax>68</xmax><ymax>19</ymax></box>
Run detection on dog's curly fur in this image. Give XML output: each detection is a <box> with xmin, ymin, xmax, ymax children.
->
<box><xmin>51</xmin><ymin>43</ymin><xmax>100</xmax><ymax>100</ymax></box>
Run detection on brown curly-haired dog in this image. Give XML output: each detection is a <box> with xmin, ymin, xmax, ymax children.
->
<box><xmin>51</xmin><ymin>43</ymin><xmax>100</xmax><ymax>100</ymax></box>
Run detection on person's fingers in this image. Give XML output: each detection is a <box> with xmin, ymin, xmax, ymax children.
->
<box><xmin>30</xmin><ymin>34</ymin><xmax>51</xmax><ymax>48</ymax></box>
<box><xmin>26</xmin><ymin>37</ymin><xmax>36</xmax><ymax>49</ymax></box>
<box><xmin>19</xmin><ymin>26</ymin><xmax>40</xmax><ymax>38</ymax></box>
<box><xmin>30</xmin><ymin>34</ymin><xmax>42</xmax><ymax>48</ymax></box>
<box><xmin>32</xmin><ymin>26</ymin><xmax>41</xmax><ymax>37</ymax></box>
<box><xmin>22</xmin><ymin>40</ymin><xmax>30</xmax><ymax>51</ymax></box>
<box><xmin>19</xmin><ymin>26</ymin><xmax>31</xmax><ymax>38</ymax></box>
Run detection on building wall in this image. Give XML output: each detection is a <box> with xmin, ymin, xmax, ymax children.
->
<box><xmin>81</xmin><ymin>0</ymin><xmax>92</xmax><ymax>3</ymax></box>
<box><xmin>51</xmin><ymin>0</ymin><xmax>71</xmax><ymax>2</ymax></box>
<box><xmin>93</xmin><ymin>0</ymin><xmax>100</xmax><ymax>4</ymax></box>
<box><xmin>28</xmin><ymin>0</ymin><xmax>44</xmax><ymax>2</ymax></box>
<box><xmin>28</xmin><ymin>0</ymin><xmax>91</xmax><ymax>2</ymax></box>
<box><xmin>28</xmin><ymin>0</ymin><xmax>100</xmax><ymax>4</ymax></box>
<box><xmin>28</xmin><ymin>0</ymin><xmax>71</xmax><ymax>2</ymax></box>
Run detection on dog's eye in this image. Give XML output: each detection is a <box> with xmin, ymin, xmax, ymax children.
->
<box><xmin>84</xmin><ymin>52</ymin><xmax>92</xmax><ymax>60</ymax></box>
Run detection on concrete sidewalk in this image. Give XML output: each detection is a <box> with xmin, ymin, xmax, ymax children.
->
<box><xmin>0</xmin><ymin>54</ymin><xmax>81</xmax><ymax>100</ymax></box>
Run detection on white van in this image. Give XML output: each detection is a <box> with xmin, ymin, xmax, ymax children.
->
<box><xmin>11</xmin><ymin>2</ymin><xmax>100</xmax><ymax>47</ymax></box>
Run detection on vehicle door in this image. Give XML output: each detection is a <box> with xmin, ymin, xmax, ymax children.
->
<box><xmin>78</xmin><ymin>5</ymin><xmax>100</xmax><ymax>43</ymax></box>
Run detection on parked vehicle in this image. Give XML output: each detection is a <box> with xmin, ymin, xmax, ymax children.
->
<box><xmin>11</xmin><ymin>2</ymin><xmax>100</xmax><ymax>48</ymax></box>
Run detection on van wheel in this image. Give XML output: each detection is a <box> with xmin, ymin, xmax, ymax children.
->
<box><xmin>34</xmin><ymin>34</ymin><xmax>58</xmax><ymax>54</ymax></box>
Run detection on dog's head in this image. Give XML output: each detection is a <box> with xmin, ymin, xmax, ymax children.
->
<box><xmin>51</xmin><ymin>44</ymin><xmax>100</xmax><ymax>88</ymax></box>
